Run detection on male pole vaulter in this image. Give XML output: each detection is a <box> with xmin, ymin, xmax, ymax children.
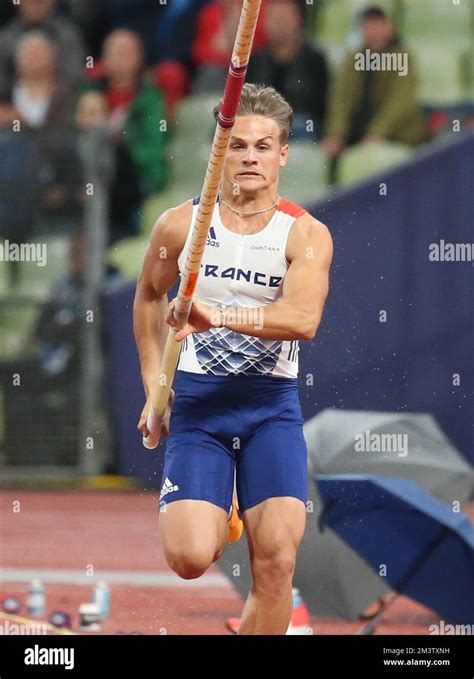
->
<box><xmin>134</xmin><ymin>83</ymin><xmax>333</xmax><ymax>634</ymax></box>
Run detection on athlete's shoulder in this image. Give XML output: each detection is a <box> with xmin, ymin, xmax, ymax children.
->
<box><xmin>283</xmin><ymin>196</ymin><xmax>331</xmax><ymax>238</ymax></box>
<box><xmin>285</xmin><ymin>202</ymin><xmax>332</xmax><ymax>262</ymax></box>
<box><xmin>155</xmin><ymin>198</ymin><xmax>195</xmax><ymax>231</ymax></box>
<box><xmin>149</xmin><ymin>198</ymin><xmax>194</xmax><ymax>257</ymax></box>
<box><xmin>278</xmin><ymin>197</ymin><xmax>330</xmax><ymax>235</ymax></box>
<box><xmin>277</xmin><ymin>197</ymin><xmax>307</xmax><ymax>219</ymax></box>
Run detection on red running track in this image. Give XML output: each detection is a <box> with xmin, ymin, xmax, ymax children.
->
<box><xmin>0</xmin><ymin>491</ymin><xmax>471</xmax><ymax>635</ymax></box>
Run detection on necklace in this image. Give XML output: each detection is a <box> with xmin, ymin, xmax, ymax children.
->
<box><xmin>220</xmin><ymin>195</ymin><xmax>280</xmax><ymax>217</ymax></box>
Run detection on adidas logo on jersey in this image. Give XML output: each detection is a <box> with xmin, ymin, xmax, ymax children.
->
<box><xmin>159</xmin><ymin>477</ymin><xmax>180</xmax><ymax>500</ymax></box>
<box><xmin>206</xmin><ymin>226</ymin><xmax>220</xmax><ymax>248</ymax></box>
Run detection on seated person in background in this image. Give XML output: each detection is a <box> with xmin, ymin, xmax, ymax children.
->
<box><xmin>11</xmin><ymin>31</ymin><xmax>80</xmax><ymax>228</ymax></box>
<box><xmin>100</xmin><ymin>0</ymin><xmax>166</xmax><ymax>65</ymax></box>
<box><xmin>12</xmin><ymin>31</ymin><xmax>74</xmax><ymax>134</ymax></box>
<box><xmin>0</xmin><ymin>0</ymin><xmax>85</xmax><ymax>89</ymax></box>
<box><xmin>75</xmin><ymin>91</ymin><xmax>142</xmax><ymax>244</ymax></box>
<box><xmin>192</xmin><ymin>0</ymin><xmax>268</xmax><ymax>93</ymax></box>
<box><xmin>34</xmin><ymin>229</ymin><xmax>87</xmax><ymax>381</ymax></box>
<box><xmin>75</xmin><ymin>91</ymin><xmax>109</xmax><ymax>132</ymax></box>
<box><xmin>247</xmin><ymin>0</ymin><xmax>328</xmax><ymax>140</ymax></box>
<box><xmin>322</xmin><ymin>5</ymin><xmax>428</xmax><ymax>174</ymax></box>
<box><xmin>0</xmin><ymin>89</ymin><xmax>41</xmax><ymax>287</ymax></box>
<box><xmin>85</xmin><ymin>29</ymin><xmax>168</xmax><ymax>197</ymax></box>
<box><xmin>34</xmin><ymin>229</ymin><xmax>121</xmax><ymax>381</ymax></box>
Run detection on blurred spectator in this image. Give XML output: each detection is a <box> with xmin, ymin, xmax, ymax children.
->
<box><xmin>35</xmin><ymin>229</ymin><xmax>87</xmax><ymax>381</ymax></box>
<box><xmin>75</xmin><ymin>90</ymin><xmax>109</xmax><ymax>132</ymax></box>
<box><xmin>152</xmin><ymin>60</ymin><xmax>190</xmax><ymax>120</ymax></box>
<box><xmin>150</xmin><ymin>0</ymin><xmax>214</xmax><ymax>113</ymax></box>
<box><xmin>11</xmin><ymin>31</ymin><xmax>81</xmax><ymax>229</ymax></box>
<box><xmin>35</xmin><ymin>229</ymin><xmax>121</xmax><ymax>381</ymax></box>
<box><xmin>156</xmin><ymin>0</ymin><xmax>210</xmax><ymax>66</ymax></box>
<box><xmin>0</xmin><ymin>88</ymin><xmax>18</xmax><ymax>133</ymax></box>
<box><xmin>13</xmin><ymin>31</ymin><xmax>74</xmax><ymax>134</ymax></box>
<box><xmin>0</xmin><ymin>0</ymin><xmax>85</xmax><ymax>89</ymax></box>
<box><xmin>247</xmin><ymin>0</ymin><xmax>328</xmax><ymax>140</ymax></box>
<box><xmin>84</xmin><ymin>29</ymin><xmax>168</xmax><ymax>197</ymax></box>
<box><xmin>0</xmin><ymin>89</ymin><xmax>40</xmax><ymax>286</ymax></box>
<box><xmin>75</xmin><ymin>90</ymin><xmax>142</xmax><ymax>243</ymax></box>
<box><xmin>100</xmin><ymin>0</ymin><xmax>167</xmax><ymax>65</ymax></box>
<box><xmin>192</xmin><ymin>0</ymin><xmax>268</xmax><ymax>92</ymax></box>
<box><xmin>0</xmin><ymin>228</ymin><xmax>121</xmax><ymax>467</ymax></box>
<box><xmin>323</xmin><ymin>5</ymin><xmax>428</xmax><ymax>178</ymax></box>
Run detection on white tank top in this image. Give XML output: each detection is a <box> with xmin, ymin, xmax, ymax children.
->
<box><xmin>177</xmin><ymin>196</ymin><xmax>306</xmax><ymax>378</ymax></box>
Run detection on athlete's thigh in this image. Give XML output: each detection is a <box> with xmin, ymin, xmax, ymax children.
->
<box><xmin>236</xmin><ymin>412</ymin><xmax>308</xmax><ymax>515</ymax></box>
<box><xmin>159</xmin><ymin>428</ymin><xmax>234</xmax><ymax>555</ymax></box>
<box><xmin>242</xmin><ymin>496</ymin><xmax>307</xmax><ymax>561</ymax></box>
<box><xmin>160</xmin><ymin>429</ymin><xmax>235</xmax><ymax>512</ymax></box>
<box><xmin>162</xmin><ymin>370</ymin><xmax>236</xmax><ymax>514</ymax></box>
<box><xmin>159</xmin><ymin>499</ymin><xmax>229</xmax><ymax>558</ymax></box>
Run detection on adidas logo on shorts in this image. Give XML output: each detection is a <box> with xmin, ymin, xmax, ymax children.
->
<box><xmin>159</xmin><ymin>477</ymin><xmax>179</xmax><ymax>501</ymax></box>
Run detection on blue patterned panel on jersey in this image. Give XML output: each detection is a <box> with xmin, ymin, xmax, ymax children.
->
<box><xmin>194</xmin><ymin>327</ymin><xmax>283</xmax><ymax>376</ymax></box>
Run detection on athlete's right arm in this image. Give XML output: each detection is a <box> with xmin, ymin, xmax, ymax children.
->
<box><xmin>133</xmin><ymin>201</ymin><xmax>191</xmax><ymax>439</ymax></box>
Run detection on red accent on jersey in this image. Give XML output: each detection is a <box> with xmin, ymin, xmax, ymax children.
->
<box><xmin>277</xmin><ymin>198</ymin><xmax>306</xmax><ymax>219</ymax></box>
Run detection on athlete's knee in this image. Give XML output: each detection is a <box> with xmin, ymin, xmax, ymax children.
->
<box><xmin>252</xmin><ymin>548</ymin><xmax>296</xmax><ymax>589</ymax></box>
<box><xmin>166</xmin><ymin>547</ymin><xmax>213</xmax><ymax>580</ymax></box>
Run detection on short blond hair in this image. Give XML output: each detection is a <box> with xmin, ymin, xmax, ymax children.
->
<box><xmin>214</xmin><ymin>83</ymin><xmax>293</xmax><ymax>144</ymax></box>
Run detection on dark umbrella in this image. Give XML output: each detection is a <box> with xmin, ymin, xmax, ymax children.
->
<box><xmin>316</xmin><ymin>474</ymin><xmax>474</xmax><ymax>630</ymax></box>
<box><xmin>295</xmin><ymin>410</ymin><xmax>474</xmax><ymax>619</ymax></box>
<box><xmin>305</xmin><ymin>410</ymin><xmax>474</xmax><ymax>503</ymax></box>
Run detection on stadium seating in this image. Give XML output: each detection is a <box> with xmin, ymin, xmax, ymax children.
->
<box><xmin>280</xmin><ymin>141</ymin><xmax>329</xmax><ymax>204</ymax></box>
<box><xmin>107</xmin><ymin>236</ymin><xmax>149</xmax><ymax>281</ymax></box>
<box><xmin>338</xmin><ymin>141</ymin><xmax>412</xmax><ymax>186</ymax></box>
<box><xmin>315</xmin><ymin>0</ymin><xmax>471</xmax><ymax>105</ymax></box>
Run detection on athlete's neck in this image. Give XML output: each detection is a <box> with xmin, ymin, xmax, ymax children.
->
<box><xmin>219</xmin><ymin>187</ymin><xmax>279</xmax><ymax>218</ymax></box>
<box><xmin>218</xmin><ymin>189</ymin><xmax>280</xmax><ymax>235</ymax></box>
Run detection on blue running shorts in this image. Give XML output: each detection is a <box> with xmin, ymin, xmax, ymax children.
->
<box><xmin>159</xmin><ymin>371</ymin><xmax>308</xmax><ymax>514</ymax></box>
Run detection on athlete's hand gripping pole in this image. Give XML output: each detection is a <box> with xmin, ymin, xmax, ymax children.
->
<box><xmin>143</xmin><ymin>0</ymin><xmax>262</xmax><ymax>449</ymax></box>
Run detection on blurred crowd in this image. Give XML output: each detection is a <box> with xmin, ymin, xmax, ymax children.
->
<box><xmin>0</xmin><ymin>0</ymin><xmax>470</xmax><ymax>469</ymax></box>
<box><xmin>0</xmin><ymin>0</ymin><xmax>440</xmax><ymax>249</ymax></box>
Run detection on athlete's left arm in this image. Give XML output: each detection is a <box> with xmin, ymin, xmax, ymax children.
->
<box><xmin>170</xmin><ymin>214</ymin><xmax>333</xmax><ymax>342</ymax></box>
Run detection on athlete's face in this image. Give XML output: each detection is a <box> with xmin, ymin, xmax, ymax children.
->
<box><xmin>224</xmin><ymin>115</ymin><xmax>288</xmax><ymax>193</ymax></box>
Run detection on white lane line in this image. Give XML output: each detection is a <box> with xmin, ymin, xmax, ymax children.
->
<box><xmin>0</xmin><ymin>567</ymin><xmax>231</xmax><ymax>589</ymax></box>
